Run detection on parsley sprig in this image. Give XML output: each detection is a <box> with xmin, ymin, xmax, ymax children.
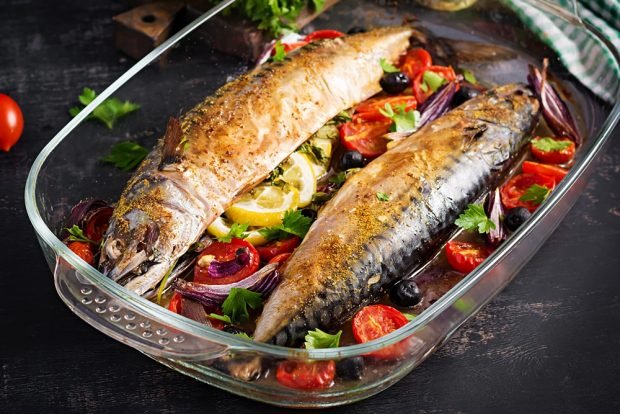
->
<box><xmin>531</xmin><ymin>137</ymin><xmax>572</xmax><ymax>152</ymax></box>
<box><xmin>519</xmin><ymin>184</ymin><xmax>550</xmax><ymax>205</ymax></box>
<box><xmin>376</xmin><ymin>192</ymin><xmax>390</xmax><ymax>202</ymax></box>
<box><xmin>455</xmin><ymin>204</ymin><xmax>496</xmax><ymax>234</ymax></box>
<box><xmin>69</xmin><ymin>87</ymin><xmax>140</xmax><ymax>129</ymax></box>
<box><xmin>304</xmin><ymin>328</ymin><xmax>342</xmax><ymax>349</ymax></box>
<box><xmin>217</xmin><ymin>223</ymin><xmax>249</xmax><ymax>243</ymax></box>
<box><xmin>379</xmin><ymin>103</ymin><xmax>420</xmax><ymax>132</ymax></box>
<box><xmin>272</xmin><ymin>41</ymin><xmax>287</xmax><ymax>62</ymax></box>
<box><xmin>379</xmin><ymin>58</ymin><xmax>399</xmax><ymax>73</ymax></box>
<box><xmin>65</xmin><ymin>225</ymin><xmax>94</xmax><ymax>243</ymax></box>
<box><xmin>259</xmin><ymin>209</ymin><xmax>313</xmax><ymax>241</ymax></box>
<box><xmin>221</xmin><ymin>288</ymin><xmax>263</xmax><ymax>324</ymax></box>
<box><xmin>102</xmin><ymin>141</ymin><xmax>148</xmax><ymax>171</ymax></box>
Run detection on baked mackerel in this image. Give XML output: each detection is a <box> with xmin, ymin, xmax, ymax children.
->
<box><xmin>99</xmin><ymin>27</ymin><xmax>414</xmax><ymax>295</ymax></box>
<box><xmin>253</xmin><ymin>83</ymin><xmax>540</xmax><ymax>345</ymax></box>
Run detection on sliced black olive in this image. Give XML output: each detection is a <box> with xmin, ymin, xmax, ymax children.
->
<box><xmin>390</xmin><ymin>279</ymin><xmax>422</xmax><ymax>308</ymax></box>
<box><xmin>339</xmin><ymin>150</ymin><xmax>365</xmax><ymax>170</ymax></box>
<box><xmin>223</xmin><ymin>325</ymin><xmax>244</xmax><ymax>335</ymax></box>
<box><xmin>504</xmin><ymin>207</ymin><xmax>531</xmax><ymax>231</ymax></box>
<box><xmin>336</xmin><ymin>357</ymin><xmax>365</xmax><ymax>380</ymax></box>
<box><xmin>380</xmin><ymin>72</ymin><xmax>410</xmax><ymax>95</ymax></box>
<box><xmin>300</xmin><ymin>208</ymin><xmax>317</xmax><ymax>220</ymax></box>
<box><xmin>453</xmin><ymin>85</ymin><xmax>480</xmax><ymax>106</ymax></box>
<box><xmin>347</xmin><ymin>26</ymin><xmax>366</xmax><ymax>34</ymax></box>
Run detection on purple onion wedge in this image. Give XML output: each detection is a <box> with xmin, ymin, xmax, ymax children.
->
<box><xmin>173</xmin><ymin>263</ymin><xmax>280</xmax><ymax>307</ymax></box>
<box><xmin>418</xmin><ymin>81</ymin><xmax>457</xmax><ymax>127</ymax></box>
<box><xmin>485</xmin><ymin>188</ymin><xmax>506</xmax><ymax>247</ymax></box>
<box><xmin>527</xmin><ymin>59</ymin><xmax>582</xmax><ymax>145</ymax></box>
<box><xmin>64</xmin><ymin>199</ymin><xmax>109</xmax><ymax>236</ymax></box>
<box><xmin>208</xmin><ymin>249</ymin><xmax>251</xmax><ymax>279</ymax></box>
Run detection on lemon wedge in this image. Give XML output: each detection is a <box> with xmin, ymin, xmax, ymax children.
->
<box><xmin>225</xmin><ymin>185</ymin><xmax>299</xmax><ymax>227</ymax></box>
<box><xmin>281</xmin><ymin>152</ymin><xmax>316</xmax><ymax>207</ymax></box>
<box><xmin>207</xmin><ymin>217</ymin><xmax>268</xmax><ymax>246</ymax></box>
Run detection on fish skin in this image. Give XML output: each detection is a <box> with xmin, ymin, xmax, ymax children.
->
<box><xmin>253</xmin><ymin>83</ymin><xmax>540</xmax><ymax>345</ymax></box>
<box><xmin>99</xmin><ymin>27</ymin><xmax>414</xmax><ymax>295</ymax></box>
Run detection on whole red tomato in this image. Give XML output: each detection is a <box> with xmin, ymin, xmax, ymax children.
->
<box><xmin>0</xmin><ymin>94</ymin><xmax>24</xmax><ymax>152</ymax></box>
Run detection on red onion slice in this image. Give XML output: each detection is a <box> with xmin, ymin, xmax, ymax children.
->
<box><xmin>485</xmin><ymin>188</ymin><xmax>506</xmax><ymax>247</ymax></box>
<box><xmin>208</xmin><ymin>248</ymin><xmax>251</xmax><ymax>278</ymax></box>
<box><xmin>418</xmin><ymin>82</ymin><xmax>457</xmax><ymax>127</ymax></box>
<box><xmin>64</xmin><ymin>199</ymin><xmax>109</xmax><ymax>237</ymax></box>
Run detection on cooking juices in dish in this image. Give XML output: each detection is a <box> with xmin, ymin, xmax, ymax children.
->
<box><xmin>63</xmin><ymin>27</ymin><xmax>581</xmax><ymax>390</ymax></box>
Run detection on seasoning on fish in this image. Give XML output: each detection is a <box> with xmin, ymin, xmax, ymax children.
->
<box><xmin>253</xmin><ymin>83</ymin><xmax>541</xmax><ymax>345</ymax></box>
<box><xmin>99</xmin><ymin>27</ymin><xmax>414</xmax><ymax>295</ymax></box>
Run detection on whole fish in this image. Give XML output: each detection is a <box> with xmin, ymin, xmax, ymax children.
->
<box><xmin>99</xmin><ymin>27</ymin><xmax>414</xmax><ymax>295</ymax></box>
<box><xmin>253</xmin><ymin>83</ymin><xmax>540</xmax><ymax>345</ymax></box>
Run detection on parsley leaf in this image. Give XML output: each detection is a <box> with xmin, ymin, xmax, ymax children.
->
<box><xmin>304</xmin><ymin>328</ymin><xmax>342</xmax><ymax>349</ymax></box>
<box><xmin>272</xmin><ymin>41</ymin><xmax>287</xmax><ymax>62</ymax></box>
<box><xmin>217</xmin><ymin>223</ymin><xmax>249</xmax><ymax>243</ymax></box>
<box><xmin>221</xmin><ymin>288</ymin><xmax>263</xmax><ymax>324</ymax></box>
<box><xmin>65</xmin><ymin>225</ymin><xmax>94</xmax><ymax>243</ymax></box>
<box><xmin>519</xmin><ymin>184</ymin><xmax>550</xmax><ymax>205</ymax></box>
<box><xmin>454</xmin><ymin>204</ymin><xmax>496</xmax><ymax>234</ymax></box>
<box><xmin>403</xmin><ymin>313</ymin><xmax>417</xmax><ymax>321</ymax></box>
<box><xmin>298</xmin><ymin>142</ymin><xmax>327</xmax><ymax>164</ymax></box>
<box><xmin>259</xmin><ymin>209</ymin><xmax>313</xmax><ymax>241</ymax></box>
<box><xmin>376</xmin><ymin>192</ymin><xmax>390</xmax><ymax>202</ymax></box>
<box><xmin>423</xmin><ymin>70</ymin><xmax>447</xmax><ymax>92</ymax></box>
<box><xmin>329</xmin><ymin>171</ymin><xmax>347</xmax><ymax>187</ymax></box>
<box><xmin>531</xmin><ymin>137</ymin><xmax>572</xmax><ymax>152</ymax></box>
<box><xmin>461</xmin><ymin>68</ymin><xmax>477</xmax><ymax>84</ymax></box>
<box><xmin>235</xmin><ymin>332</ymin><xmax>253</xmax><ymax>341</ymax></box>
<box><xmin>379</xmin><ymin>58</ymin><xmax>399</xmax><ymax>73</ymax></box>
<box><xmin>379</xmin><ymin>103</ymin><xmax>420</xmax><ymax>132</ymax></box>
<box><xmin>70</xmin><ymin>87</ymin><xmax>140</xmax><ymax>129</ymax></box>
<box><xmin>102</xmin><ymin>141</ymin><xmax>148</xmax><ymax>171</ymax></box>
<box><xmin>208</xmin><ymin>313</ymin><xmax>232</xmax><ymax>324</ymax></box>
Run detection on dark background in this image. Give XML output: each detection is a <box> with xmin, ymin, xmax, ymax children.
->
<box><xmin>1</xmin><ymin>1</ymin><xmax>619</xmax><ymax>413</ymax></box>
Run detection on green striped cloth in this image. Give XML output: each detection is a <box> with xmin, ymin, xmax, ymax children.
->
<box><xmin>503</xmin><ymin>0</ymin><xmax>620</xmax><ymax>103</ymax></box>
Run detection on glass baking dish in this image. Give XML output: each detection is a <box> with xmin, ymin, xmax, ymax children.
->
<box><xmin>25</xmin><ymin>0</ymin><xmax>619</xmax><ymax>408</ymax></box>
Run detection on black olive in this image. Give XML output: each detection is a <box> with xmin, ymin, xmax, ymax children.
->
<box><xmin>223</xmin><ymin>325</ymin><xmax>244</xmax><ymax>335</ymax></box>
<box><xmin>339</xmin><ymin>150</ymin><xmax>365</xmax><ymax>170</ymax></box>
<box><xmin>336</xmin><ymin>357</ymin><xmax>365</xmax><ymax>380</ymax></box>
<box><xmin>347</xmin><ymin>26</ymin><xmax>366</xmax><ymax>34</ymax></box>
<box><xmin>380</xmin><ymin>72</ymin><xmax>410</xmax><ymax>95</ymax></box>
<box><xmin>453</xmin><ymin>85</ymin><xmax>480</xmax><ymax>106</ymax></box>
<box><xmin>300</xmin><ymin>208</ymin><xmax>317</xmax><ymax>220</ymax></box>
<box><xmin>390</xmin><ymin>279</ymin><xmax>422</xmax><ymax>308</ymax></box>
<box><xmin>504</xmin><ymin>207</ymin><xmax>531</xmax><ymax>231</ymax></box>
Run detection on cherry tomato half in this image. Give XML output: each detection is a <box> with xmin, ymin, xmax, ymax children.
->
<box><xmin>339</xmin><ymin>118</ymin><xmax>392</xmax><ymax>158</ymax></box>
<box><xmin>352</xmin><ymin>304</ymin><xmax>409</xmax><ymax>359</ymax></box>
<box><xmin>255</xmin><ymin>236</ymin><xmax>301</xmax><ymax>262</ymax></box>
<box><xmin>413</xmin><ymin>66</ymin><xmax>458</xmax><ymax>104</ymax></box>
<box><xmin>194</xmin><ymin>239</ymin><xmax>260</xmax><ymax>285</ymax></box>
<box><xmin>276</xmin><ymin>360</ymin><xmax>336</xmax><ymax>390</ymax></box>
<box><xmin>67</xmin><ymin>241</ymin><xmax>94</xmax><ymax>265</ymax></box>
<box><xmin>445</xmin><ymin>241</ymin><xmax>490</xmax><ymax>274</ymax></box>
<box><xmin>268</xmin><ymin>252</ymin><xmax>292</xmax><ymax>265</ymax></box>
<box><xmin>168</xmin><ymin>292</ymin><xmax>183</xmax><ymax>314</ymax></box>
<box><xmin>399</xmin><ymin>48</ymin><xmax>433</xmax><ymax>80</ymax></box>
<box><xmin>304</xmin><ymin>30</ymin><xmax>345</xmax><ymax>42</ymax></box>
<box><xmin>354</xmin><ymin>96</ymin><xmax>417</xmax><ymax>122</ymax></box>
<box><xmin>531</xmin><ymin>137</ymin><xmax>575</xmax><ymax>165</ymax></box>
<box><xmin>500</xmin><ymin>173</ymin><xmax>556</xmax><ymax>212</ymax></box>
<box><xmin>522</xmin><ymin>160</ymin><xmax>568</xmax><ymax>183</ymax></box>
<box><xmin>0</xmin><ymin>94</ymin><xmax>24</xmax><ymax>152</ymax></box>
<box><xmin>84</xmin><ymin>206</ymin><xmax>113</xmax><ymax>243</ymax></box>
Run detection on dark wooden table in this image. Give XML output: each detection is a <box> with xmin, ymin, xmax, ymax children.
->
<box><xmin>1</xmin><ymin>1</ymin><xmax>619</xmax><ymax>412</ymax></box>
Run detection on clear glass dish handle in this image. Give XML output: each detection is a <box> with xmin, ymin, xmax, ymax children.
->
<box><xmin>54</xmin><ymin>258</ymin><xmax>229</xmax><ymax>361</ymax></box>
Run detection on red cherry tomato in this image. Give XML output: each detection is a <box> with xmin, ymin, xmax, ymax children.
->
<box><xmin>339</xmin><ymin>118</ymin><xmax>392</xmax><ymax>158</ymax></box>
<box><xmin>354</xmin><ymin>96</ymin><xmax>417</xmax><ymax>122</ymax></box>
<box><xmin>522</xmin><ymin>160</ymin><xmax>568</xmax><ymax>182</ymax></box>
<box><xmin>168</xmin><ymin>292</ymin><xmax>183</xmax><ymax>314</ymax></box>
<box><xmin>500</xmin><ymin>173</ymin><xmax>556</xmax><ymax>212</ymax></box>
<box><xmin>304</xmin><ymin>30</ymin><xmax>345</xmax><ymax>42</ymax></box>
<box><xmin>413</xmin><ymin>66</ymin><xmax>458</xmax><ymax>104</ymax></box>
<box><xmin>276</xmin><ymin>360</ymin><xmax>336</xmax><ymax>390</ymax></box>
<box><xmin>530</xmin><ymin>137</ymin><xmax>575</xmax><ymax>165</ymax></box>
<box><xmin>352</xmin><ymin>304</ymin><xmax>409</xmax><ymax>359</ymax></box>
<box><xmin>445</xmin><ymin>241</ymin><xmax>491</xmax><ymax>274</ymax></box>
<box><xmin>194</xmin><ymin>239</ymin><xmax>260</xmax><ymax>285</ymax></box>
<box><xmin>84</xmin><ymin>206</ymin><xmax>113</xmax><ymax>243</ymax></box>
<box><xmin>268</xmin><ymin>252</ymin><xmax>292</xmax><ymax>265</ymax></box>
<box><xmin>399</xmin><ymin>48</ymin><xmax>433</xmax><ymax>80</ymax></box>
<box><xmin>67</xmin><ymin>241</ymin><xmax>94</xmax><ymax>265</ymax></box>
<box><xmin>0</xmin><ymin>94</ymin><xmax>24</xmax><ymax>152</ymax></box>
<box><xmin>255</xmin><ymin>236</ymin><xmax>301</xmax><ymax>262</ymax></box>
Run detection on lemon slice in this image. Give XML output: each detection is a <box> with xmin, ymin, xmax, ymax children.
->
<box><xmin>207</xmin><ymin>217</ymin><xmax>268</xmax><ymax>246</ymax></box>
<box><xmin>225</xmin><ymin>185</ymin><xmax>299</xmax><ymax>227</ymax></box>
<box><xmin>307</xmin><ymin>137</ymin><xmax>333</xmax><ymax>179</ymax></box>
<box><xmin>281</xmin><ymin>152</ymin><xmax>316</xmax><ymax>207</ymax></box>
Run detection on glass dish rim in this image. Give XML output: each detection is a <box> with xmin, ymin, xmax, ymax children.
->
<box><xmin>24</xmin><ymin>0</ymin><xmax>620</xmax><ymax>360</ymax></box>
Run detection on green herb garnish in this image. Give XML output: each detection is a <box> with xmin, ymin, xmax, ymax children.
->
<box><xmin>65</xmin><ymin>225</ymin><xmax>94</xmax><ymax>243</ymax></box>
<box><xmin>298</xmin><ymin>142</ymin><xmax>327</xmax><ymax>164</ymax></box>
<box><xmin>376</xmin><ymin>192</ymin><xmax>390</xmax><ymax>202</ymax></box>
<box><xmin>69</xmin><ymin>87</ymin><xmax>140</xmax><ymax>129</ymax></box>
<box><xmin>235</xmin><ymin>332</ymin><xmax>253</xmax><ymax>341</ymax></box>
<box><xmin>304</xmin><ymin>328</ymin><xmax>342</xmax><ymax>349</ymax></box>
<box><xmin>403</xmin><ymin>313</ymin><xmax>417</xmax><ymax>321</ymax></box>
<box><xmin>272</xmin><ymin>40</ymin><xmax>287</xmax><ymax>62</ymax></box>
<box><xmin>379</xmin><ymin>58</ymin><xmax>399</xmax><ymax>73</ymax></box>
<box><xmin>454</xmin><ymin>204</ymin><xmax>496</xmax><ymax>234</ymax></box>
<box><xmin>378</xmin><ymin>103</ymin><xmax>420</xmax><ymax>132</ymax></box>
<box><xmin>422</xmin><ymin>70</ymin><xmax>446</xmax><ymax>92</ymax></box>
<box><xmin>332</xmin><ymin>111</ymin><xmax>352</xmax><ymax>124</ymax></box>
<box><xmin>329</xmin><ymin>171</ymin><xmax>347</xmax><ymax>187</ymax></box>
<box><xmin>208</xmin><ymin>313</ymin><xmax>232</xmax><ymax>324</ymax></box>
<box><xmin>312</xmin><ymin>192</ymin><xmax>332</xmax><ymax>204</ymax></box>
<box><xmin>216</xmin><ymin>223</ymin><xmax>249</xmax><ymax>243</ymax></box>
<box><xmin>221</xmin><ymin>288</ymin><xmax>263</xmax><ymax>324</ymax></box>
<box><xmin>531</xmin><ymin>137</ymin><xmax>572</xmax><ymax>152</ymax></box>
<box><xmin>519</xmin><ymin>184</ymin><xmax>550</xmax><ymax>205</ymax></box>
<box><xmin>461</xmin><ymin>68</ymin><xmax>477</xmax><ymax>84</ymax></box>
<box><xmin>102</xmin><ymin>141</ymin><xmax>148</xmax><ymax>171</ymax></box>
<box><xmin>259</xmin><ymin>209</ymin><xmax>313</xmax><ymax>241</ymax></box>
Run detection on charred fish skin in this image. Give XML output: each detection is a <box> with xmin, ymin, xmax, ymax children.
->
<box><xmin>253</xmin><ymin>84</ymin><xmax>540</xmax><ymax>346</ymax></box>
<box><xmin>99</xmin><ymin>27</ymin><xmax>414</xmax><ymax>295</ymax></box>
